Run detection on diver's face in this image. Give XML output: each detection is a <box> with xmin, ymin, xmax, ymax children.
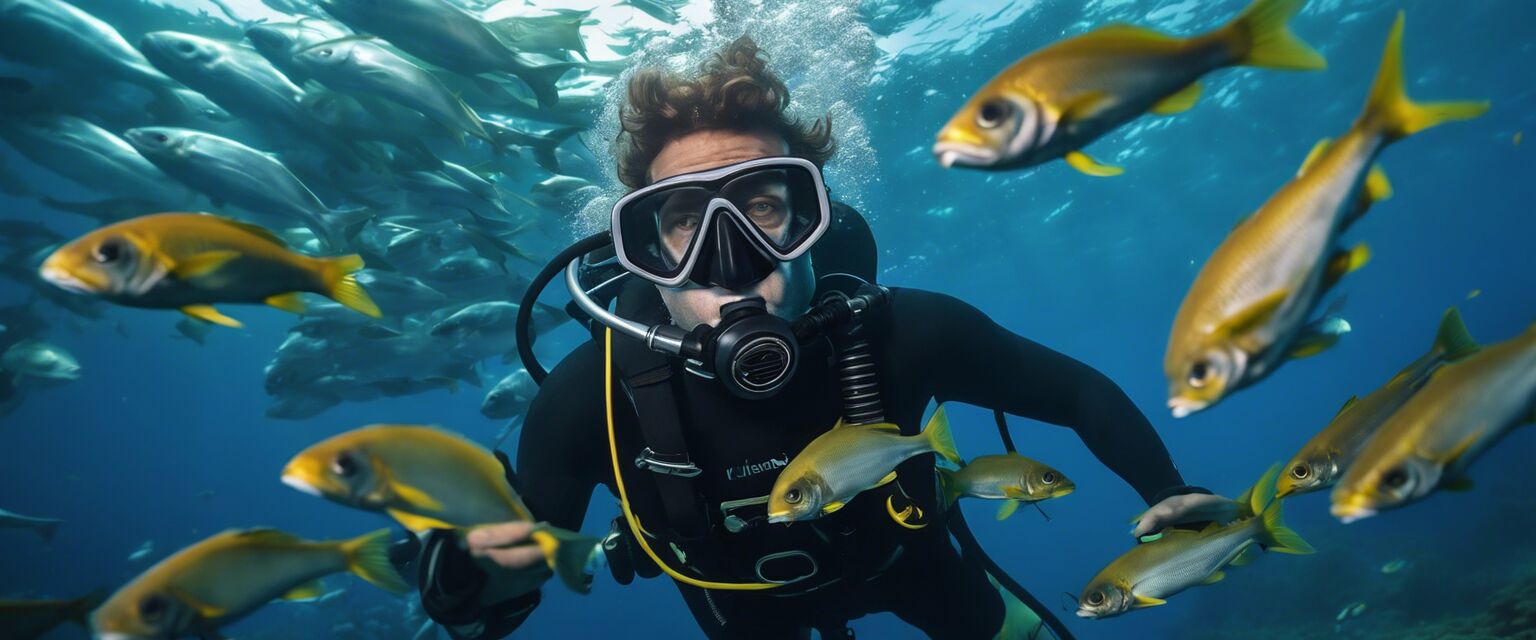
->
<box><xmin>648</xmin><ymin>129</ymin><xmax>814</xmax><ymax>329</ymax></box>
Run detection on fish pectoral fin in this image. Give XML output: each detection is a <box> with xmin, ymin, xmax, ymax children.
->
<box><xmin>821</xmin><ymin>501</ymin><xmax>847</xmax><ymax>515</ymax></box>
<box><xmin>180</xmin><ymin>305</ymin><xmax>243</xmax><ymax>329</ymax></box>
<box><xmin>1297</xmin><ymin>137</ymin><xmax>1334</xmax><ymax>176</ymax></box>
<box><xmin>1228</xmin><ymin>544</ymin><xmax>1261</xmax><ymax>567</ymax></box>
<box><xmin>279</xmin><ymin>579</ymin><xmax>326</xmax><ymax>601</ymax></box>
<box><xmin>1365</xmin><ymin>164</ymin><xmax>1392</xmax><ymax>202</ymax></box>
<box><xmin>168</xmin><ymin>586</ymin><xmax>227</xmax><ymax>619</ymax></box>
<box><xmin>995</xmin><ymin>500</ymin><xmax>1021</xmax><ymax>521</ymax></box>
<box><xmin>1216</xmin><ymin>289</ymin><xmax>1290</xmax><ymax>338</ymax></box>
<box><xmin>873</xmin><ymin>470</ymin><xmax>899</xmax><ymax>488</ymax></box>
<box><xmin>384</xmin><ymin>508</ymin><xmax>458</xmax><ymax>534</ymax></box>
<box><xmin>1150</xmin><ymin>82</ymin><xmax>1202</xmax><ymax>115</ymax></box>
<box><xmin>390</xmin><ymin>479</ymin><xmax>445</xmax><ymax>512</ymax></box>
<box><xmin>265</xmin><ymin>292</ymin><xmax>308</xmax><ymax>315</ymax></box>
<box><xmin>1063</xmin><ymin>150</ymin><xmax>1123</xmax><ymax>177</ymax></box>
<box><xmin>1442</xmin><ymin>476</ymin><xmax>1475</xmax><ymax>492</ymax></box>
<box><xmin>172</xmin><ymin>250</ymin><xmax>240</xmax><ymax>279</ymax></box>
<box><xmin>1132</xmin><ymin>594</ymin><xmax>1167</xmax><ymax>608</ymax></box>
<box><xmin>1059</xmin><ymin>91</ymin><xmax>1115</xmax><ymax>124</ymax></box>
<box><xmin>1435</xmin><ymin>429</ymin><xmax>1484</xmax><ymax>466</ymax></box>
<box><xmin>1200</xmin><ymin>571</ymin><xmax>1226</xmax><ymax>586</ymax></box>
<box><xmin>1334</xmin><ymin>395</ymin><xmax>1360</xmax><ymax>417</ymax></box>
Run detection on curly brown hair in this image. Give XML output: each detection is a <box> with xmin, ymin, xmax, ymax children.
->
<box><xmin>615</xmin><ymin>35</ymin><xmax>837</xmax><ymax>188</ymax></box>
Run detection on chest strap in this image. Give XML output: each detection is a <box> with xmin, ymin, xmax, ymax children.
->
<box><xmin>613</xmin><ymin>333</ymin><xmax>709</xmax><ymax>540</ymax></box>
<box><xmin>604</xmin><ymin>329</ymin><xmax>781</xmax><ymax>591</ymax></box>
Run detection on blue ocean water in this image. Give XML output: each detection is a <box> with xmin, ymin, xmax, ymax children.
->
<box><xmin>1</xmin><ymin>0</ymin><xmax>1533</xmax><ymax>639</ymax></box>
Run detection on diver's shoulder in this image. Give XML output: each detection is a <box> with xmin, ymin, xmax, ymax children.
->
<box><xmin>537</xmin><ymin>339</ymin><xmax>605</xmax><ymax>391</ymax></box>
<box><xmin>876</xmin><ymin>287</ymin><xmax>983</xmax><ymax>335</ymax></box>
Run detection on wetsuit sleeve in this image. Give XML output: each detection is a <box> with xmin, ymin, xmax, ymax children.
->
<box><xmin>890</xmin><ymin>288</ymin><xmax>1189</xmax><ymax>504</ymax></box>
<box><xmin>420</xmin><ymin>340</ymin><xmax>608</xmax><ymax>639</ymax></box>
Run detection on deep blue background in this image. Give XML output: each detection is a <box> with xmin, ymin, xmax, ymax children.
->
<box><xmin>2</xmin><ymin>0</ymin><xmax>1533</xmax><ymax>638</ymax></box>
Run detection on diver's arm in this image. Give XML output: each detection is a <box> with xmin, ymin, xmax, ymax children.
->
<box><xmin>420</xmin><ymin>341</ymin><xmax>607</xmax><ymax>638</ymax></box>
<box><xmin>899</xmin><ymin>289</ymin><xmax>1196</xmax><ymax>504</ymax></box>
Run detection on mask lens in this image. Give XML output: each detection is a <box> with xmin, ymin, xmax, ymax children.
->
<box><xmin>719</xmin><ymin>166</ymin><xmax>821</xmax><ymax>254</ymax></box>
<box><xmin>617</xmin><ymin>186</ymin><xmax>713</xmax><ymax>279</ymax></box>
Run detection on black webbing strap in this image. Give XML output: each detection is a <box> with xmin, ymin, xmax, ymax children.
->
<box><xmin>612</xmin><ymin>334</ymin><xmax>709</xmax><ymax>539</ymax></box>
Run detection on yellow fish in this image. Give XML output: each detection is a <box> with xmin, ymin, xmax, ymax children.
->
<box><xmin>1076</xmin><ymin>466</ymin><xmax>1312</xmax><ymax>619</ymax></box>
<box><xmin>1332</xmin><ymin>322</ymin><xmax>1536</xmax><ymax>523</ymax></box>
<box><xmin>1277</xmin><ymin>308</ymin><xmax>1479</xmax><ymax>497</ymax></box>
<box><xmin>0</xmin><ymin>589</ymin><xmax>105</xmax><ymax>640</ymax></box>
<box><xmin>91</xmin><ymin>528</ymin><xmax>407</xmax><ymax>640</ymax></box>
<box><xmin>768</xmin><ymin>406</ymin><xmax>962</xmax><ymax>524</ymax></box>
<box><xmin>937</xmin><ymin>452</ymin><xmax>1074</xmax><ymax>521</ymax></box>
<box><xmin>282</xmin><ymin>424</ymin><xmax>599</xmax><ymax>593</ymax></box>
<box><xmin>39</xmin><ymin>212</ymin><xmax>380</xmax><ymax>329</ymax></box>
<box><xmin>1165</xmin><ymin>13</ymin><xmax>1487</xmax><ymax>418</ymax></box>
<box><xmin>934</xmin><ymin>0</ymin><xmax>1324</xmax><ymax>176</ymax></box>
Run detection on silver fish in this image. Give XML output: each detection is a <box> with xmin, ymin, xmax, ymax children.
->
<box><xmin>0</xmin><ymin>0</ymin><xmax>175</xmax><ymax>90</ymax></box>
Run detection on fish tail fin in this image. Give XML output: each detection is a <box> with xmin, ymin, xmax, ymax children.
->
<box><xmin>937</xmin><ymin>467</ymin><xmax>963</xmax><ymax>509</ymax></box>
<box><xmin>1242</xmin><ymin>463</ymin><xmax>1283</xmax><ymax>519</ymax></box>
<box><xmin>325</xmin><ymin>205</ymin><xmax>374</xmax><ymax>247</ymax></box>
<box><xmin>521</xmin><ymin>62</ymin><xmax>578</xmax><ymax>109</ymax></box>
<box><xmin>1258</xmin><ymin>490</ymin><xmax>1316</xmax><ymax>555</ymax></box>
<box><xmin>529</xmin><ymin>525</ymin><xmax>599</xmax><ymax>594</ymax></box>
<box><xmin>65</xmin><ymin>588</ymin><xmax>109</xmax><ymax>627</ymax></box>
<box><xmin>1434</xmin><ymin>307</ymin><xmax>1481</xmax><ymax>361</ymax></box>
<box><xmin>923</xmin><ymin>406</ymin><xmax>963</xmax><ymax>466</ymax></box>
<box><xmin>318</xmin><ymin>254</ymin><xmax>382</xmax><ymax>318</ymax></box>
<box><xmin>531</xmin><ymin>127</ymin><xmax>582</xmax><ymax>172</ymax></box>
<box><xmin>1222</xmin><ymin>0</ymin><xmax>1326</xmax><ymax>70</ymax></box>
<box><xmin>341</xmin><ymin>529</ymin><xmax>411</xmax><ymax>594</ymax></box>
<box><xmin>1360</xmin><ymin>13</ymin><xmax>1488</xmax><ymax>142</ymax></box>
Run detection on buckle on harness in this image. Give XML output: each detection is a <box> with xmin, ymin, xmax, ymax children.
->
<box><xmin>634</xmin><ymin>447</ymin><xmax>702</xmax><ymax>478</ymax></box>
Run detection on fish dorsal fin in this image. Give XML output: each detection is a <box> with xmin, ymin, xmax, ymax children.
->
<box><xmin>1298</xmin><ymin>137</ymin><xmax>1333</xmax><ymax>176</ymax></box>
<box><xmin>235</xmin><ymin>528</ymin><xmax>299</xmax><ymax>543</ymax></box>
<box><xmin>1215</xmin><ymin>289</ymin><xmax>1290</xmax><ymax>338</ymax></box>
<box><xmin>1335</xmin><ymin>395</ymin><xmax>1359</xmax><ymax>417</ymax></box>
<box><xmin>1078</xmin><ymin>23</ymin><xmax>1178</xmax><ymax>45</ymax></box>
<box><xmin>279</xmin><ymin>579</ymin><xmax>326</xmax><ymax>601</ymax></box>
<box><xmin>168</xmin><ymin>586</ymin><xmax>227</xmax><ymax>619</ymax></box>
<box><xmin>1150</xmin><ymin>82</ymin><xmax>1201</xmax><ymax>116</ymax></box>
<box><xmin>171</xmin><ymin>250</ymin><xmax>239</xmax><ymax>280</ymax></box>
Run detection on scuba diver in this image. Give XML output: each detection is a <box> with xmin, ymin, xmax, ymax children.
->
<box><xmin>414</xmin><ymin>36</ymin><xmax>1233</xmax><ymax>639</ymax></box>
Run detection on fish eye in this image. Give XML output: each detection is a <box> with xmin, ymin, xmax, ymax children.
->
<box><xmin>319</xmin><ymin>48</ymin><xmax>333</xmax><ymax>57</ymax></box>
<box><xmin>1187</xmin><ymin>360</ymin><xmax>1211</xmax><ymax>388</ymax></box>
<box><xmin>93</xmin><ymin>239</ymin><xmax>124</xmax><ymax>263</ymax></box>
<box><xmin>332</xmin><ymin>452</ymin><xmax>360</xmax><ymax>477</ymax></box>
<box><xmin>152</xmin><ymin>132</ymin><xmax>169</xmax><ymax>144</ymax></box>
<box><xmin>976</xmin><ymin>99</ymin><xmax>1012</xmax><ymax>129</ymax></box>
<box><xmin>1041</xmin><ymin>471</ymin><xmax>1057</xmax><ymax>485</ymax></box>
<box><xmin>176</xmin><ymin>41</ymin><xmax>195</xmax><ymax>54</ymax></box>
<box><xmin>1086</xmin><ymin>591</ymin><xmax>1105</xmax><ymax>606</ymax></box>
<box><xmin>1290</xmin><ymin>464</ymin><xmax>1311</xmax><ymax>480</ymax></box>
<box><xmin>784</xmin><ymin>488</ymin><xmax>802</xmax><ymax>504</ymax></box>
<box><xmin>138</xmin><ymin>593</ymin><xmax>170</xmax><ymax>622</ymax></box>
<box><xmin>1382</xmin><ymin>467</ymin><xmax>1409</xmax><ymax>489</ymax></box>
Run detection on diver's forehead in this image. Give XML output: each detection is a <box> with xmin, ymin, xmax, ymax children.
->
<box><xmin>648</xmin><ymin>130</ymin><xmax>790</xmax><ymax>183</ymax></box>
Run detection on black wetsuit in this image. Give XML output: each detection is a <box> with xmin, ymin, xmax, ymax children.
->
<box><xmin>420</xmin><ymin>285</ymin><xmax>1203</xmax><ymax>639</ymax></box>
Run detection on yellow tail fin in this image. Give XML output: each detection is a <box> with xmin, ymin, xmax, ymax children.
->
<box><xmin>318</xmin><ymin>254</ymin><xmax>382</xmax><ymax>318</ymax></box>
<box><xmin>1223</xmin><ymin>0</ymin><xmax>1326</xmax><ymax>70</ymax></box>
<box><xmin>1361</xmin><ymin>12</ymin><xmax>1489</xmax><ymax>141</ymax></box>
<box><xmin>923</xmin><ymin>406</ymin><xmax>964</xmax><ymax>466</ymax></box>
<box><xmin>340</xmin><ymin>529</ymin><xmax>410</xmax><ymax>594</ymax></box>
<box><xmin>1258</xmin><ymin>492</ymin><xmax>1315</xmax><ymax>555</ymax></box>
<box><xmin>529</xmin><ymin>525</ymin><xmax>600</xmax><ymax>594</ymax></box>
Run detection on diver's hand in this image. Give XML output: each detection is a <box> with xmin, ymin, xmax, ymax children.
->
<box><xmin>466</xmin><ymin>522</ymin><xmax>554</xmax><ymax>605</ymax></box>
<box><xmin>467</xmin><ymin>522</ymin><xmax>546</xmax><ymax>570</ymax></box>
<box><xmin>1131</xmin><ymin>493</ymin><xmax>1240</xmax><ymax>538</ymax></box>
